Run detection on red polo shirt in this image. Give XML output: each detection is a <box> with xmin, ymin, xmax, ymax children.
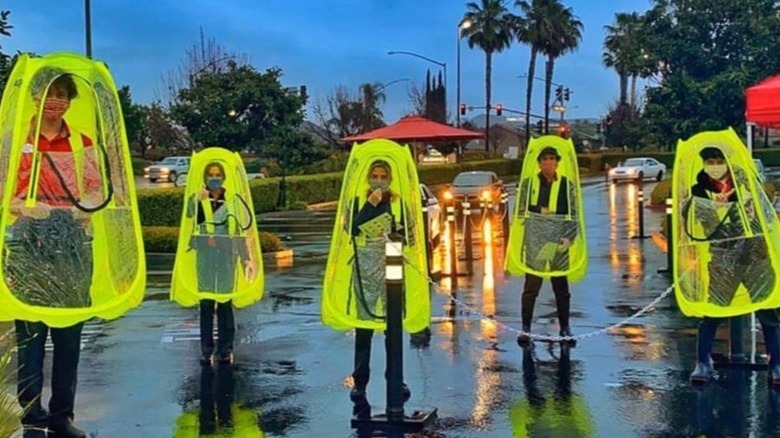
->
<box><xmin>15</xmin><ymin>123</ymin><xmax>101</xmax><ymax>207</ymax></box>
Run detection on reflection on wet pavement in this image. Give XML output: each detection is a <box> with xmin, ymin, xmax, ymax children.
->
<box><xmin>48</xmin><ymin>180</ymin><xmax>780</xmax><ymax>437</ymax></box>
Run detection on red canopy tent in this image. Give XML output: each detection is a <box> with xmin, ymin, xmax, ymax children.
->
<box><xmin>341</xmin><ymin>115</ymin><xmax>484</xmax><ymax>143</ymax></box>
<box><xmin>746</xmin><ymin>74</ymin><xmax>780</xmax><ymax>128</ymax></box>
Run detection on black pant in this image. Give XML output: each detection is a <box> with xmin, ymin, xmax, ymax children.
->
<box><xmin>15</xmin><ymin>320</ymin><xmax>83</xmax><ymax>427</ymax></box>
<box><xmin>522</xmin><ymin>274</ymin><xmax>571</xmax><ymax>329</ymax></box>
<box><xmin>353</xmin><ymin>328</ymin><xmax>381</xmax><ymax>389</ymax></box>
<box><xmin>200</xmin><ymin>300</ymin><xmax>235</xmax><ymax>357</ymax></box>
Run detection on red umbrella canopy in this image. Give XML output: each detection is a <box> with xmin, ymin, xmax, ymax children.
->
<box><xmin>341</xmin><ymin>115</ymin><xmax>485</xmax><ymax>143</ymax></box>
<box><xmin>746</xmin><ymin>74</ymin><xmax>780</xmax><ymax>127</ymax></box>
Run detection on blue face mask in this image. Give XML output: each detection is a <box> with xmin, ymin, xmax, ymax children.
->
<box><xmin>207</xmin><ymin>177</ymin><xmax>223</xmax><ymax>190</ymax></box>
<box><xmin>370</xmin><ymin>181</ymin><xmax>389</xmax><ymax>191</ymax></box>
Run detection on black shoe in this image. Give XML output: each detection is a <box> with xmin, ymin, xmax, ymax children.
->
<box><xmin>200</xmin><ymin>354</ymin><xmax>213</xmax><ymax>366</ymax></box>
<box><xmin>216</xmin><ymin>353</ymin><xmax>233</xmax><ymax>365</ymax></box>
<box><xmin>769</xmin><ymin>363</ymin><xmax>780</xmax><ymax>389</ymax></box>
<box><xmin>559</xmin><ymin>327</ymin><xmax>577</xmax><ymax>346</ymax></box>
<box><xmin>49</xmin><ymin>420</ymin><xmax>86</xmax><ymax>438</ymax></box>
<box><xmin>517</xmin><ymin>325</ymin><xmax>532</xmax><ymax>346</ymax></box>
<box><xmin>350</xmin><ymin>388</ymin><xmax>371</xmax><ymax>419</ymax></box>
<box><xmin>22</xmin><ymin>427</ymin><xmax>48</xmax><ymax>438</ymax></box>
<box><xmin>402</xmin><ymin>383</ymin><xmax>411</xmax><ymax>403</ymax></box>
<box><xmin>690</xmin><ymin>360</ymin><xmax>713</xmax><ymax>386</ymax></box>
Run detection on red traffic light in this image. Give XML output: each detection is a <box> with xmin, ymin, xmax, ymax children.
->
<box><xmin>496</xmin><ymin>104</ymin><xmax>503</xmax><ymax>116</ymax></box>
<box><xmin>558</xmin><ymin>123</ymin><xmax>570</xmax><ymax>137</ymax></box>
<box><xmin>460</xmin><ymin>103</ymin><xmax>467</xmax><ymax>115</ymax></box>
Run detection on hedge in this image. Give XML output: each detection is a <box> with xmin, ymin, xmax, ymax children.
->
<box><xmin>142</xmin><ymin>227</ymin><xmax>283</xmax><ymax>253</ymax></box>
<box><xmin>650</xmin><ymin>180</ymin><xmax>776</xmax><ymax>206</ymax></box>
<box><xmin>137</xmin><ymin>159</ymin><xmax>524</xmax><ymax>227</ymax></box>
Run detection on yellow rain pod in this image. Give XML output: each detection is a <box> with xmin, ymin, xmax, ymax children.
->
<box><xmin>322</xmin><ymin>139</ymin><xmax>429</xmax><ymax>332</ymax></box>
<box><xmin>171</xmin><ymin>147</ymin><xmax>263</xmax><ymax>308</ymax></box>
<box><xmin>510</xmin><ymin>395</ymin><xmax>595</xmax><ymax>438</ymax></box>
<box><xmin>505</xmin><ymin>135</ymin><xmax>587</xmax><ymax>281</ymax></box>
<box><xmin>672</xmin><ymin>128</ymin><xmax>780</xmax><ymax>317</ymax></box>
<box><xmin>0</xmin><ymin>52</ymin><xmax>145</xmax><ymax>327</ymax></box>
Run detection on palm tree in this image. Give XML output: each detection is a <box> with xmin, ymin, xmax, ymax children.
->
<box><xmin>513</xmin><ymin>0</ymin><xmax>557</xmax><ymax>138</ymax></box>
<box><xmin>462</xmin><ymin>0</ymin><xmax>513</xmax><ymax>153</ymax></box>
<box><xmin>603</xmin><ymin>12</ymin><xmax>642</xmax><ymax>109</ymax></box>
<box><xmin>539</xmin><ymin>2</ymin><xmax>582</xmax><ymax>132</ymax></box>
<box><xmin>359</xmin><ymin>82</ymin><xmax>387</xmax><ymax>130</ymax></box>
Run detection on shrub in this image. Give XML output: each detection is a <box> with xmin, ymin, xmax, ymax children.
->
<box><xmin>142</xmin><ymin>226</ymin><xmax>283</xmax><ymax>253</ymax></box>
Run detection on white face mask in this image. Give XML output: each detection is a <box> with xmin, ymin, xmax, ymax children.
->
<box><xmin>704</xmin><ymin>164</ymin><xmax>728</xmax><ymax>180</ymax></box>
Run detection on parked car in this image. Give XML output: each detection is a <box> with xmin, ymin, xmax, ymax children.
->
<box><xmin>420</xmin><ymin>184</ymin><xmax>442</xmax><ymax>245</ymax></box>
<box><xmin>608</xmin><ymin>157</ymin><xmax>666</xmax><ymax>183</ymax></box>
<box><xmin>444</xmin><ymin>171</ymin><xmax>505</xmax><ymax>205</ymax></box>
<box><xmin>144</xmin><ymin>156</ymin><xmax>190</xmax><ymax>183</ymax></box>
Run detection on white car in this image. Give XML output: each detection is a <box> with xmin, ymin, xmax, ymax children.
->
<box><xmin>420</xmin><ymin>184</ymin><xmax>442</xmax><ymax>245</ymax></box>
<box><xmin>144</xmin><ymin>156</ymin><xmax>190</xmax><ymax>183</ymax></box>
<box><xmin>608</xmin><ymin>157</ymin><xmax>666</xmax><ymax>183</ymax></box>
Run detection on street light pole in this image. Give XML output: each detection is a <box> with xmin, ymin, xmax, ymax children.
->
<box><xmin>376</xmin><ymin>77</ymin><xmax>411</xmax><ymax>92</ymax></box>
<box><xmin>457</xmin><ymin>20</ymin><xmax>472</xmax><ymax>128</ymax></box>
<box><xmin>84</xmin><ymin>0</ymin><xmax>92</xmax><ymax>58</ymax></box>
<box><xmin>388</xmin><ymin>51</ymin><xmax>447</xmax><ymax>121</ymax></box>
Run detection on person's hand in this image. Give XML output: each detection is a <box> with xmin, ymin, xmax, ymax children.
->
<box><xmin>245</xmin><ymin>258</ymin><xmax>258</xmax><ymax>282</ymax></box>
<box><xmin>558</xmin><ymin>237</ymin><xmax>571</xmax><ymax>251</ymax></box>
<box><xmin>368</xmin><ymin>189</ymin><xmax>383</xmax><ymax>206</ymax></box>
<box><xmin>714</xmin><ymin>189</ymin><xmax>734</xmax><ymax>203</ymax></box>
<box><xmin>198</xmin><ymin>189</ymin><xmax>210</xmax><ymax>201</ymax></box>
<box><xmin>19</xmin><ymin>203</ymin><xmax>51</xmax><ymax>220</ymax></box>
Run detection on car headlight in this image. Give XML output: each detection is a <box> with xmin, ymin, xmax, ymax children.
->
<box><xmin>160</xmin><ymin>167</ymin><xmax>170</xmax><ymax>172</ymax></box>
<box><xmin>144</xmin><ymin>167</ymin><xmax>150</xmax><ymax>173</ymax></box>
<box><xmin>443</xmin><ymin>191</ymin><xmax>453</xmax><ymax>201</ymax></box>
<box><xmin>480</xmin><ymin>190</ymin><xmax>491</xmax><ymax>201</ymax></box>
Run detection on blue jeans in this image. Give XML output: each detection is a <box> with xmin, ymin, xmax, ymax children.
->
<box><xmin>15</xmin><ymin>320</ymin><xmax>83</xmax><ymax>427</ymax></box>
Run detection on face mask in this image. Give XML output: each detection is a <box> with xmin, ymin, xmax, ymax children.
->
<box><xmin>207</xmin><ymin>177</ymin><xmax>223</xmax><ymax>190</ymax></box>
<box><xmin>369</xmin><ymin>181</ymin><xmax>389</xmax><ymax>191</ymax></box>
<box><xmin>704</xmin><ymin>164</ymin><xmax>728</xmax><ymax>180</ymax></box>
<box><xmin>43</xmin><ymin>97</ymin><xmax>69</xmax><ymax>120</ymax></box>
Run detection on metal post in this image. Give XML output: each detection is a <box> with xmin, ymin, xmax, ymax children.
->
<box><xmin>446</xmin><ymin>201</ymin><xmax>458</xmax><ymax>280</ymax></box>
<box><xmin>384</xmin><ymin>238</ymin><xmax>405</xmax><ymax>424</ymax></box>
<box><xmin>456</xmin><ymin>26</ymin><xmax>461</xmax><ymax>128</ymax></box>
<box><xmin>730</xmin><ymin>316</ymin><xmax>746</xmax><ymax>363</ymax></box>
<box><xmin>463</xmin><ymin>200</ymin><xmax>473</xmax><ymax>276</ymax></box>
<box><xmin>84</xmin><ymin>0</ymin><xmax>92</xmax><ymax>58</ymax></box>
<box><xmin>658</xmin><ymin>197</ymin><xmax>673</xmax><ymax>274</ymax></box>
<box><xmin>632</xmin><ymin>186</ymin><xmax>648</xmax><ymax>239</ymax></box>
<box><xmin>422</xmin><ymin>205</ymin><xmax>432</xmax><ymax>275</ymax></box>
<box><xmin>501</xmin><ymin>191</ymin><xmax>510</xmax><ymax>248</ymax></box>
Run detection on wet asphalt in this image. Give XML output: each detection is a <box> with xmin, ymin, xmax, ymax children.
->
<box><xmin>7</xmin><ymin>177</ymin><xmax>780</xmax><ymax>437</ymax></box>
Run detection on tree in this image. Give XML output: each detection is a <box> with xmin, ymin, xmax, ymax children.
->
<box><xmin>462</xmin><ymin>0</ymin><xmax>514</xmax><ymax>153</ymax></box>
<box><xmin>144</xmin><ymin>103</ymin><xmax>193</xmax><ymax>155</ymax></box>
<box><xmin>313</xmin><ymin>82</ymin><xmax>388</xmax><ymax>148</ymax></box>
<box><xmin>513</xmin><ymin>0</ymin><xmax>556</xmax><ymax>138</ymax></box>
<box><xmin>640</xmin><ymin>0</ymin><xmax>780</xmax><ymax>147</ymax></box>
<box><xmin>170</xmin><ymin>63</ymin><xmax>306</xmax><ymax>154</ymax></box>
<box><xmin>0</xmin><ymin>10</ymin><xmax>14</xmax><ymax>92</ymax></box>
<box><xmin>157</xmin><ymin>28</ymin><xmax>251</xmax><ymax>107</ymax></box>
<box><xmin>406</xmin><ymin>81</ymin><xmax>427</xmax><ymax>116</ymax></box>
<box><xmin>117</xmin><ymin>86</ymin><xmax>151</xmax><ymax>157</ymax></box>
<box><xmin>538</xmin><ymin>1</ymin><xmax>582</xmax><ymax>132</ymax></box>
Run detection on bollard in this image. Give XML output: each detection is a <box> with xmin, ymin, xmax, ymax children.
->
<box><xmin>463</xmin><ymin>200</ymin><xmax>474</xmax><ymax>276</ymax></box>
<box><xmin>730</xmin><ymin>315</ymin><xmax>746</xmax><ymax>363</ymax></box>
<box><xmin>658</xmin><ymin>197</ymin><xmax>673</xmax><ymax>274</ymax></box>
<box><xmin>351</xmin><ymin>237</ymin><xmax>438</xmax><ymax>437</ymax></box>
<box><xmin>500</xmin><ymin>191</ymin><xmax>510</xmax><ymax>248</ymax></box>
<box><xmin>631</xmin><ymin>186</ymin><xmax>649</xmax><ymax>239</ymax></box>
<box><xmin>384</xmin><ymin>238</ymin><xmax>405</xmax><ymax>423</ymax></box>
<box><xmin>422</xmin><ymin>205</ymin><xmax>432</xmax><ymax>275</ymax></box>
<box><xmin>446</xmin><ymin>202</ymin><xmax>458</xmax><ymax>280</ymax></box>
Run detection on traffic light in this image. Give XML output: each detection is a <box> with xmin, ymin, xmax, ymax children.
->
<box><xmin>558</xmin><ymin>123</ymin><xmax>570</xmax><ymax>138</ymax></box>
<box><xmin>606</xmin><ymin>115</ymin><xmax>613</xmax><ymax>126</ymax></box>
<box><xmin>564</xmin><ymin>88</ymin><xmax>571</xmax><ymax>101</ymax></box>
<box><xmin>555</xmin><ymin>85</ymin><xmax>564</xmax><ymax>102</ymax></box>
<box><xmin>596</xmin><ymin>123</ymin><xmax>602</xmax><ymax>134</ymax></box>
<box><xmin>535</xmin><ymin>119</ymin><xmax>544</xmax><ymax>134</ymax></box>
<box><xmin>460</xmin><ymin>103</ymin><xmax>466</xmax><ymax>115</ymax></box>
<box><xmin>496</xmin><ymin>104</ymin><xmax>503</xmax><ymax>116</ymax></box>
